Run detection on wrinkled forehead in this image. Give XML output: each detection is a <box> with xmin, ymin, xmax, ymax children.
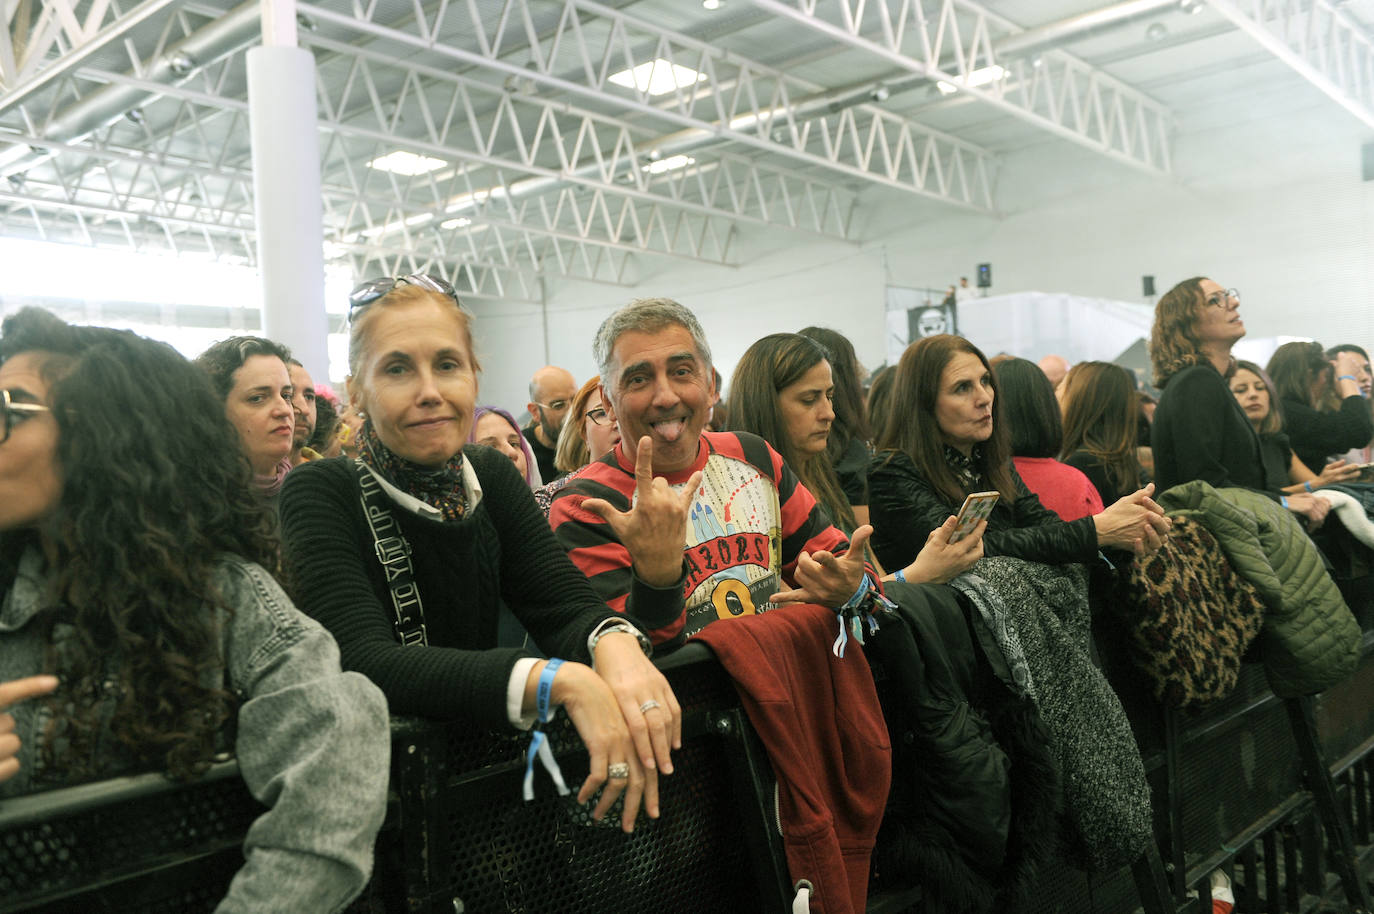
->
<box><xmin>608</xmin><ymin>323</ymin><xmax>706</xmax><ymax>374</ymax></box>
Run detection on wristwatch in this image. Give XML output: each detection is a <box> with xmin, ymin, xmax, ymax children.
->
<box><xmin>589</xmin><ymin>620</ymin><xmax>653</xmax><ymax>658</ymax></box>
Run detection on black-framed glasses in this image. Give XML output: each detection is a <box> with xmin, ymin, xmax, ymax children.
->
<box><xmin>1205</xmin><ymin>287</ymin><xmax>1239</xmax><ymax>308</ymax></box>
<box><xmin>348</xmin><ymin>273</ymin><xmax>461</xmax><ymax>323</ymax></box>
<box><xmin>2</xmin><ymin>389</ymin><xmax>49</xmax><ymax>444</ymax></box>
<box><xmin>585</xmin><ymin>406</ymin><xmax>611</xmax><ymax>427</ymax></box>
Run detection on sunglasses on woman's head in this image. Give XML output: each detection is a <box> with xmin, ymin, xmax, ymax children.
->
<box><xmin>1</xmin><ymin>389</ymin><xmax>50</xmax><ymax>444</ymax></box>
<box><xmin>347</xmin><ymin>274</ymin><xmax>462</xmax><ymax>323</ymax></box>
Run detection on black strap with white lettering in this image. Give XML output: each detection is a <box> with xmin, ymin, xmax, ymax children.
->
<box><xmin>355</xmin><ymin>460</ymin><xmax>429</xmax><ymax>647</ymax></box>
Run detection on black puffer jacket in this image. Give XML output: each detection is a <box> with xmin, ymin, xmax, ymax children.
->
<box><xmin>867</xmin><ymin>581</ymin><xmax>1061</xmax><ymax>914</ymax></box>
<box><xmin>867</xmin><ymin>451</ymin><xmax>1098</xmax><ymax>572</ymax></box>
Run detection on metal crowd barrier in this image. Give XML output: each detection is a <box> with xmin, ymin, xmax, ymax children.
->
<box><xmin>1</xmin><ymin>629</ymin><xmax>1370</xmax><ymax>913</ymax></box>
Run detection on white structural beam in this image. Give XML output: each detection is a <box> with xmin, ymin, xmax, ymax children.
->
<box><xmin>1206</xmin><ymin>0</ymin><xmax>1374</xmax><ymax>130</ymax></box>
<box><xmin>0</xmin><ymin>0</ymin><xmax>179</xmax><ymax>112</ymax></box>
<box><xmin>297</xmin><ymin>0</ymin><xmax>998</xmax><ymax>212</ymax></box>
<box><xmin>748</xmin><ymin>0</ymin><xmax>1174</xmax><ymax>175</ymax></box>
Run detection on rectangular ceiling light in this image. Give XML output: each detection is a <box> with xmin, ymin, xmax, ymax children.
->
<box><xmin>441</xmin><ymin>216</ymin><xmax>473</xmax><ymax>230</ymax></box>
<box><xmin>367</xmin><ymin>151</ymin><xmax>449</xmax><ymax>175</ymax></box>
<box><xmin>936</xmin><ymin>65</ymin><xmax>1007</xmax><ymax>95</ymax></box>
<box><xmin>608</xmin><ymin>59</ymin><xmax>706</xmax><ymax>96</ymax></box>
<box><xmin>643</xmin><ymin>154</ymin><xmax>696</xmax><ymax>175</ymax></box>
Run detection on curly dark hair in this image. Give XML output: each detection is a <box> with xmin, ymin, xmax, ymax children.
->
<box><xmin>0</xmin><ymin>308</ymin><xmax>277</xmax><ymax>783</ymax></box>
<box><xmin>194</xmin><ymin>335</ymin><xmax>292</xmax><ymax>401</ymax></box>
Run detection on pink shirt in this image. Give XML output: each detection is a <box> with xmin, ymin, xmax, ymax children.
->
<box><xmin>1013</xmin><ymin>456</ymin><xmax>1104</xmax><ymax>521</ymax></box>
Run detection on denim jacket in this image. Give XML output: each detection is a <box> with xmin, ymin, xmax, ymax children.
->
<box><xmin>0</xmin><ymin>546</ymin><xmax>391</xmax><ymax>914</ymax></box>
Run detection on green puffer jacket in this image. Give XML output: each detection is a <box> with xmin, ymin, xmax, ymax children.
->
<box><xmin>1158</xmin><ymin>480</ymin><xmax>1360</xmax><ymax>698</ymax></box>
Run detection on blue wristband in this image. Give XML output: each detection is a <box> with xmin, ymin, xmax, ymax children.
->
<box><xmin>892</xmin><ymin>568</ymin><xmax>908</xmax><ymax>584</ymax></box>
<box><xmin>524</xmin><ymin>658</ymin><xmax>570</xmax><ymax>802</ymax></box>
<box><xmin>1281</xmin><ymin>496</ymin><xmax>1290</xmax><ymax>509</ymax></box>
<box><xmin>536</xmin><ymin>657</ymin><xmax>564</xmax><ymax>724</ymax></box>
<box><xmin>1304</xmin><ymin>480</ymin><xmax>1313</xmax><ymax>493</ymax></box>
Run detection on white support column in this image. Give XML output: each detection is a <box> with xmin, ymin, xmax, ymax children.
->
<box><xmin>246</xmin><ymin>0</ymin><xmax>328</xmax><ymax>379</ymax></box>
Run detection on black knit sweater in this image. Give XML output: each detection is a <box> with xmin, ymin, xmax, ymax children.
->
<box><xmin>279</xmin><ymin>446</ymin><xmax>618</xmax><ymax>729</ymax></box>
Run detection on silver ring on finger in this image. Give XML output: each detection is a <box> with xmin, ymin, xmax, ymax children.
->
<box><xmin>607</xmin><ymin>762</ymin><xmax>630</xmax><ymax>780</ymax></box>
<box><xmin>639</xmin><ymin>699</ymin><xmax>660</xmax><ymax>714</ymax></box>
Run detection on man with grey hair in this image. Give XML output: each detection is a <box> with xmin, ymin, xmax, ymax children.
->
<box><xmin>550</xmin><ymin>297</ymin><xmax>878</xmax><ymax>645</ymax></box>
<box><xmin>549</xmin><ymin>297</ymin><xmax>892</xmax><ymax>913</ymax></box>
<box><xmin>524</xmin><ymin>364</ymin><xmax>576</xmax><ymax>484</ymax></box>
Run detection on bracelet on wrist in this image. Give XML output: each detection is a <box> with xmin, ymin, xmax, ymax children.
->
<box><xmin>892</xmin><ymin>567</ymin><xmax>909</xmax><ymax>584</ymax></box>
<box><xmin>1280</xmin><ymin>495</ymin><xmax>1290</xmax><ymax>509</ymax></box>
<box><xmin>589</xmin><ymin>620</ymin><xmax>653</xmax><ymax>658</ymax></box>
<box><xmin>524</xmin><ymin>658</ymin><xmax>571</xmax><ymax>801</ymax></box>
<box><xmin>1304</xmin><ymin>480</ymin><xmax>1313</xmax><ymax>493</ymax></box>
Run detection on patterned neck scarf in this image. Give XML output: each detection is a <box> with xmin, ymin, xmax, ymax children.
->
<box><xmin>254</xmin><ymin>458</ymin><xmax>292</xmax><ymax>499</ymax></box>
<box><xmin>944</xmin><ymin>444</ymin><xmax>985</xmax><ymax>493</ymax></box>
<box><xmin>357</xmin><ymin>419</ymin><xmax>468</xmax><ymax>522</ymax></box>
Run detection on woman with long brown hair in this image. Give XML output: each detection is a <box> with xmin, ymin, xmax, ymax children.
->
<box><xmin>869</xmin><ymin>334</ymin><xmax>1167</xmax><ymax>573</ymax></box>
<box><xmin>1265</xmin><ymin>341</ymin><xmax>1371</xmax><ymax>477</ymax></box>
<box><xmin>1059</xmin><ymin>361</ymin><xmax>1143</xmax><ymax>506</ymax></box>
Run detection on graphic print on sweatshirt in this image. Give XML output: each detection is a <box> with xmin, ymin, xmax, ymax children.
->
<box><xmin>653</xmin><ymin>451</ymin><xmax>783</xmax><ymax>637</ymax></box>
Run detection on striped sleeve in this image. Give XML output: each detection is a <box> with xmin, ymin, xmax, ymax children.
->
<box><xmin>548</xmin><ymin>469</ymin><xmax>688</xmax><ymax>640</ymax></box>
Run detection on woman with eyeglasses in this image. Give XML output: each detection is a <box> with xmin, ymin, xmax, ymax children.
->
<box><xmin>1264</xmin><ymin>341</ymin><xmax>1373</xmax><ymax>480</ymax></box>
<box><xmin>279</xmin><ymin>275</ymin><xmax>680</xmax><ymax>832</ymax></box>
<box><xmin>471</xmin><ymin>405</ymin><xmax>542</xmax><ymax>488</ymax></box>
<box><xmin>194</xmin><ymin>335</ymin><xmax>296</xmax><ymax>504</ymax></box>
<box><xmin>532</xmin><ymin>375</ymin><xmax>621</xmax><ymax>516</ymax></box>
<box><xmin>0</xmin><ymin>308</ymin><xmax>389</xmax><ymax>908</ymax></box>
<box><xmin>1150</xmin><ymin>280</ymin><xmax>1328</xmax><ymax>528</ymax></box>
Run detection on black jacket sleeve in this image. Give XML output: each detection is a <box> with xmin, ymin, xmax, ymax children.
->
<box><xmin>1284</xmin><ymin>395</ymin><xmax>1373</xmax><ymax>473</ymax></box>
<box><xmin>868</xmin><ymin>451</ymin><xmax>1097</xmax><ymax>570</ymax></box>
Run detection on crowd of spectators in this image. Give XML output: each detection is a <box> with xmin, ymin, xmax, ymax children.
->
<box><xmin>0</xmin><ymin>272</ymin><xmax>1368</xmax><ymax>912</ymax></box>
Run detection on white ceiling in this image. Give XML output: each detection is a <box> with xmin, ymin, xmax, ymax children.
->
<box><xmin>0</xmin><ymin>0</ymin><xmax>1370</xmax><ymax>306</ymax></box>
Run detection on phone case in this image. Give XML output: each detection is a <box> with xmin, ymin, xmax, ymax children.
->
<box><xmin>949</xmin><ymin>491</ymin><xmax>999</xmax><ymax>543</ymax></box>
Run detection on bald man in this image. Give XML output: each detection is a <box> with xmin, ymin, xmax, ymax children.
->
<box><xmin>1038</xmin><ymin>354</ymin><xmax>1070</xmax><ymax>389</ymax></box>
<box><xmin>524</xmin><ymin>365</ymin><xmax>577</xmax><ymax>483</ymax></box>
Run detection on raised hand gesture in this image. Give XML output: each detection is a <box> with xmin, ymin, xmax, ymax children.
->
<box><xmin>769</xmin><ymin>524</ymin><xmax>875</xmax><ymax>608</ymax></box>
<box><xmin>580</xmin><ymin>436</ymin><xmax>703</xmax><ymax>587</ymax></box>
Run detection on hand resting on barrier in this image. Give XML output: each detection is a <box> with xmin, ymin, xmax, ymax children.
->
<box><xmin>524</xmin><ymin>658</ymin><xmax>664</xmax><ymax>833</ymax></box>
<box><xmin>0</xmin><ymin>675</ymin><xmax>59</xmax><ymax>783</ymax></box>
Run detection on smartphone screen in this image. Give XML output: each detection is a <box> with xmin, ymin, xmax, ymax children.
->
<box><xmin>949</xmin><ymin>491</ymin><xmax>999</xmax><ymax>543</ymax></box>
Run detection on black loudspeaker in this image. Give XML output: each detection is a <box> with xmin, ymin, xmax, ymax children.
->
<box><xmin>1143</xmin><ymin>275</ymin><xmax>1156</xmax><ymax>297</ymax></box>
<box><xmin>976</xmin><ymin>263</ymin><xmax>991</xmax><ymax>288</ymax></box>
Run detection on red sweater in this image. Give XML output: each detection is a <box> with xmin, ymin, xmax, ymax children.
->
<box><xmin>695</xmin><ymin>604</ymin><xmax>891</xmax><ymax>914</ymax></box>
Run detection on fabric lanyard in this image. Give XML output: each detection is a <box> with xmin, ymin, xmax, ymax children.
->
<box><xmin>355</xmin><ymin>460</ymin><xmax>429</xmax><ymax>647</ymax></box>
<box><xmin>523</xmin><ymin>658</ymin><xmax>571</xmax><ymax>801</ymax></box>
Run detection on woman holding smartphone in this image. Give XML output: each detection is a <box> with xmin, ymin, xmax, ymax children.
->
<box><xmin>868</xmin><ymin>334</ymin><xmax>1170</xmax><ymax>573</ymax></box>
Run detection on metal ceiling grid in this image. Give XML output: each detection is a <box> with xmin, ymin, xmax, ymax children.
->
<box><xmin>0</xmin><ymin>0</ymin><xmax>1372</xmax><ymax>311</ymax></box>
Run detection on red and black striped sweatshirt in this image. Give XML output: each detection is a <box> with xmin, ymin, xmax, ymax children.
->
<box><xmin>549</xmin><ymin>430</ymin><xmax>870</xmax><ymax>644</ymax></box>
